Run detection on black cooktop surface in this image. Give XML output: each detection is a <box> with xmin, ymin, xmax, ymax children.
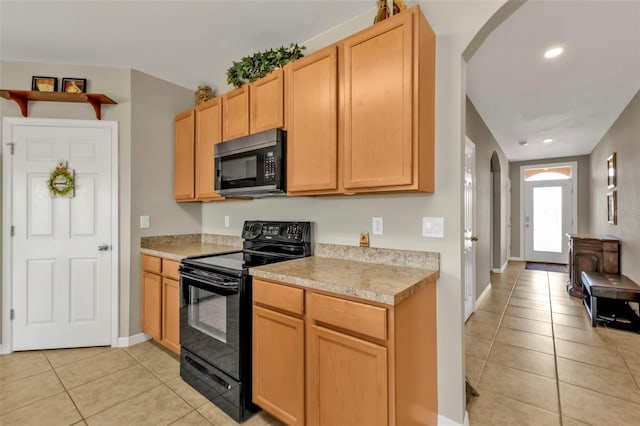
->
<box><xmin>182</xmin><ymin>250</ymin><xmax>291</xmax><ymax>274</ymax></box>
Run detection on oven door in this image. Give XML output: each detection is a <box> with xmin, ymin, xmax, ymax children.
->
<box><xmin>180</xmin><ymin>269</ymin><xmax>241</xmax><ymax>380</ymax></box>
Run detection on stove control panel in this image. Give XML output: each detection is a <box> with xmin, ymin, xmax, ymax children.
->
<box><xmin>242</xmin><ymin>220</ymin><xmax>311</xmax><ymax>243</ymax></box>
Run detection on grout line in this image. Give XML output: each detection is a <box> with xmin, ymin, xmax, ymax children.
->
<box><xmin>546</xmin><ymin>271</ymin><xmax>564</xmax><ymax>425</ymax></box>
<box><xmin>473</xmin><ymin>269</ymin><xmax>521</xmax><ymax>389</ymax></box>
<box><xmin>42</xmin><ymin>350</ymin><xmax>87</xmax><ymax>424</ymax></box>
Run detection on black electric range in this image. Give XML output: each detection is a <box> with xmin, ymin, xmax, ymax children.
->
<box><xmin>179</xmin><ymin>220</ymin><xmax>312</xmax><ymax>422</ymax></box>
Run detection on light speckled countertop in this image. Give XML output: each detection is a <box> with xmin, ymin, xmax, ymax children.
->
<box><xmin>250</xmin><ymin>257</ymin><xmax>439</xmax><ymax>305</ymax></box>
<box><xmin>140</xmin><ymin>233</ymin><xmax>242</xmax><ymax>261</ymax></box>
<box><xmin>140</xmin><ymin>243</ymin><xmax>239</xmax><ymax>262</ymax></box>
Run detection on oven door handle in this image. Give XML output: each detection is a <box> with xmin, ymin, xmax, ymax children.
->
<box><xmin>185</xmin><ymin>355</ymin><xmax>232</xmax><ymax>390</ymax></box>
<box><xmin>180</xmin><ymin>272</ymin><xmax>239</xmax><ymax>293</ymax></box>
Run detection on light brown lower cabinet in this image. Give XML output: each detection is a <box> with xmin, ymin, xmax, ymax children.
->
<box><xmin>252</xmin><ymin>277</ymin><xmax>438</xmax><ymax>426</ymax></box>
<box><xmin>307</xmin><ymin>325</ymin><xmax>387</xmax><ymax>426</ymax></box>
<box><xmin>161</xmin><ymin>277</ymin><xmax>180</xmax><ymax>353</ymax></box>
<box><xmin>253</xmin><ymin>306</ymin><xmax>305</xmax><ymax>426</ymax></box>
<box><xmin>141</xmin><ymin>255</ymin><xmax>181</xmax><ymax>354</ymax></box>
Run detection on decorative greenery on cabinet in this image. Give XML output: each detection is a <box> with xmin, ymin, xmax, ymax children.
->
<box><xmin>227</xmin><ymin>43</ymin><xmax>305</xmax><ymax>88</ymax></box>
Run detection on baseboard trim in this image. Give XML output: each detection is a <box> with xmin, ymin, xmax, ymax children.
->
<box><xmin>477</xmin><ymin>282</ymin><xmax>492</xmax><ymax>304</ymax></box>
<box><xmin>492</xmin><ymin>259</ymin><xmax>509</xmax><ymax>274</ymax></box>
<box><xmin>0</xmin><ymin>344</ymin><xmax>8</xmax><ymax>355</ymax></box>
<box><xmin>438</xmin><ymin>414</ymin><xmax>465</xmax><ymax>426</ymax></box>
<box><xmin>509</xmin><ymin>256</ymin><xmax>524</xmax><ymax>261</ymax></box>
<box><xmin>116</xmin><ymin>332</ymin><xmax>151</xmax><ymax>348</ymax></box>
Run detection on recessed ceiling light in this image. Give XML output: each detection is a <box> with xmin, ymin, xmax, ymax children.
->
<box><xmin>544</xmin><ymin>46</ymin><xmax>564</xmax><ymax>59</ymax></box>
<box><xmin>543</xmin><ymin>138</ymin><xmax>554</xmax><ymax>143</ymax></box>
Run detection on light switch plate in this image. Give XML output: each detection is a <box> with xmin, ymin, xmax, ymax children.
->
<box><xmin>372</xmin><ymin>217</ymin><xmax>383</xmax><ymax>235</ymax></box>
<box><xmin>422</xmin><ymin>217</ymin><xmax>444</xmax><ymax>238</ymax></box>
<box><xmin>224</xmin><ymin>216</ymin><xmax>230</xmax><ymax>228</ymax></box>
<box><xmin>140</xmin><ymin>215</ymin><xmax>150</xmax><ymax>229</ymax></box>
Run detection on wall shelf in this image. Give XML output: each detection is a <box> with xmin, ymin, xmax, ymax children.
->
<box><xmin>0</xmin><ymin>89</ymin><xmax>117</xmax><ymax>119</ymax></box>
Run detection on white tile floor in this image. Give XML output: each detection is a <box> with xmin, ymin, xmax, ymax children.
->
<box><xmin>466</xmin><ymin>261</ymin><xmax>640</xmax><ymax>426</ymax></box>
<box><xmin>0</xmin><ymin>340</ymin><xmax>282</xmax><ymax>426</ymax></box>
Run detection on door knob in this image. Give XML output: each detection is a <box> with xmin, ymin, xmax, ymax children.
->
<box><xmin>97</xmin><ymin>243</ymin><xmax>110</xmax><ymax>251</ymax></box>
<box><xmin>471</xmin><ymin>236</ymin><xmax>478</xmax><ymax>242</ymax></box>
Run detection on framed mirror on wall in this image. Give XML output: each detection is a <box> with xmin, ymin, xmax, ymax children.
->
<box><xmin>607</xmin><ymin>152</ymin><xmax>617</xmax><ymax>189</ymax></box>
<box><xmin>607</xmin><ymin>191</ymin><xmax>617</xmax><ymax>225</ymax></box>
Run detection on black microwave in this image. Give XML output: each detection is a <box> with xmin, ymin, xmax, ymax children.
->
<box><xmin>214</xmin><ymin>129</ymin><xmax>286</xmax><ymax>197</ymax></box>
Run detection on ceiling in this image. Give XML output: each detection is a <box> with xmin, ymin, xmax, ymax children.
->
<box><xmin>0</xmin><ymin>0</ymin><xmax>373</xmax><ymax>91</ymax></box>
<box><xmin>467</xmin><ymin>0</ymin><xmax>640</xmax><ymax>162</ymax></box>
<box><xmin>2</xmin><ymin>1</ymin><xmax>638</xmax><ymax>163</ymax></box>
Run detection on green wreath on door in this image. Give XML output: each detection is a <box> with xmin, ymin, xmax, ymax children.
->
<box><xmin>48</xmin><ymin>162</ymin><xmax>75</xmax><ymax>197</ymax></box>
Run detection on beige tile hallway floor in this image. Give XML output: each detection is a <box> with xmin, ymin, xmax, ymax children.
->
<box><xmin>0</xmin><ymin>340</ymin><xmax>283</xmax><ymax>426</ymax></box>
<box><xmin>466</xmin><ymin>261</ymin><xmax>640</xmax><ymax>426</ymax></box>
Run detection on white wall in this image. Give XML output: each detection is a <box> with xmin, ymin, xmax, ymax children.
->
<box><xmin>129</xmin><ymin>69</ymin><xmax>199</xmax><ymax>334</ymax></box>
<box><xmin>589</xmin><ymin>90</ymin><xmax>640</xmax><ymax>283</ymax></box>
<box><xmin>201</xmin><ymin>2</ymin><xmax>509</xmax><ymax>422</ymax></box>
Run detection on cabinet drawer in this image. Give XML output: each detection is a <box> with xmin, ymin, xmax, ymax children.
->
<box><xmin>162</xmin><ymin>259</ymin><xmax>181</xmax><ymax>280</ymax></box>
<box><xmin>310</xmin><ymin>293</ymin><xmax>387</xmax><ymax>341</ymax></box>
<box><xmin>254</xmin><ymin>279</ymin><xmax>304</xmax><ymax>315</ymax></box>
<box><xmin>142</xmin><ymin>255</ymin><xmax>161</xmax><ymax>274</ymax></box>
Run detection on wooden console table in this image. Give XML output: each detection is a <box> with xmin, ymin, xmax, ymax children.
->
<box><xmin>567</xmin><ymin>234</ymin><xmax>620</xmax><ymax>298</ymax></box>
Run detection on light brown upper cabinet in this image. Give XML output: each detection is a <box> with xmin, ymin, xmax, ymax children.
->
<box><xmin>286</xmin><ymin>45</ymin><xmax>339</xmax><ymax>194</ymax></box>
<box><xmin>250</xmin><ymin>68</ymin><xmax>285</xmax><ymax>134</ymax></box>
<box><xmin>195</xmin><ymin>97</ymin><xmax>224</xmax><ymax>200</ymax></box>
<box><xmin>342</xmin><ymin>6</ymin><xmax>435</xmax><ymax>193</ymax></box>
<box><xmin>174</xmin><ymin>109</ymin><xmax>196</xmax><ymax>200</ymax></box>
<box><xmin>222</xmin><ymin>85</ymin><xmax>250</xmax><ymax>141</ymax></box>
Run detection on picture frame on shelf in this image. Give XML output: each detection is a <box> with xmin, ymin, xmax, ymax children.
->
<box><xmin>607</xmin><ymin>152</ymin><xmax>616</xmax><ymax>189</ymax></box>
<box><xmin>31</xmin><ymin>76</ymin><xmax>58</xmax><ymax>92</ymax></box>
<box><xmin>61</xmin><ymin>78</ymin><xmax>87</xmax><ymax>93</ymax></box>
<box><xmin>607</xmin><ymin>191</ymin><xmax>617</xmax><ymax>225</ymax></box>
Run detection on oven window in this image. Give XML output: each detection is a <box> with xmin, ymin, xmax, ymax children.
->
<box><xmin>220</xmin><ymin>155</ymin><xmax>257</xmax><ymax>188</ymax></box>
<box><xmin>188</xmin><ymin>287</ymin><xmax>228</xmax><ymax>343</ymax></box>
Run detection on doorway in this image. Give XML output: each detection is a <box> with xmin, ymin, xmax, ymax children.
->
<box><xmin>464</xmin><ymin>138</ymin><xmax>477</xmax><ymax>321</ymax></box>
<box><xmin>2</xmin><ymin>118</ymin><xmax>119</xmax><ymax>352</ymax></box>
<box><xmin>521</xmin><ymin>163</ymin><xmax>577</xmax><ymax>265</ymax></box>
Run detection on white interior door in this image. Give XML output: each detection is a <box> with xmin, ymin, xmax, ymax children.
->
<box><xmin>464</xmin><ymin>139</ymin><xmax>476</xmax><ymax>321</ymax></box>
<box><xmin>524</xmin><ymin>180</ymin><xmax>571</xmax><ymax>264</ymax></box>
<box><xmin>6</xmin><ymin>118</ymin><xmax>117</xmax><ymax>351</ymax></box>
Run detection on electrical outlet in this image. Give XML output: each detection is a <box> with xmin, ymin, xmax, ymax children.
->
<box><xmin>140</xmin><ymin>215</ymin><xmax>150</xmax><ymax>229</ymax></box>
<box><xmin>422</xmin><ymin>217</ymin><xmax>444</xmax><ymax>238</ymax></box>
<box><xmin>224</xmin><ymin>216</ymin><xmax>230</xmax><ymax>228</ymax></box>
<box><xmin>372</xmin><ymin>217</ymin><xmax>383</xmax><ymax>235</ymax></box>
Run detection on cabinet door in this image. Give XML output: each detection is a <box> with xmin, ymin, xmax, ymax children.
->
<box><xmin>195</xmin><ymin>97</ymin><xmax>224</xmax><ymax>200</ymax></box>
<box><xmin>250</xmin><ymin>68</ymin><xmax>284</xmax><ymax>134</ymax></box>
<box><xmin>307</xmin><ymin>325</ymin><xmax>387</xmax><ymax>426</ymax></box>
<box><xmin>253</xmin><ymin>306</ymin><xmax>304</xmax><ymax>426</ymax></box>
<box><xmin>161</xmin><ymin>277</ymin><xmax>180</xmax><ymax>354</ymax></box>
<box><xmin>222</xmin><ymin>86</ymin><xmax>249</xmax><ymax>141</ymax></box>
<box><xmin>174</xmin><ymin>109</ymin><xmax>196</xmax><ymax>200</ymax></box>
<box><xmin>343</xmin><ymin>12</ymin><xmax>414</xmax><ymax>190</ymax></box>
<box><xmin>142</xmin><ymin>272</ymin><xmax>162</xmax><ymax>341</ymax></box>
<box><xmin>286</xmin><ymin>46</ymin><xmax>339</xmax><ymax>193</ymax></box>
